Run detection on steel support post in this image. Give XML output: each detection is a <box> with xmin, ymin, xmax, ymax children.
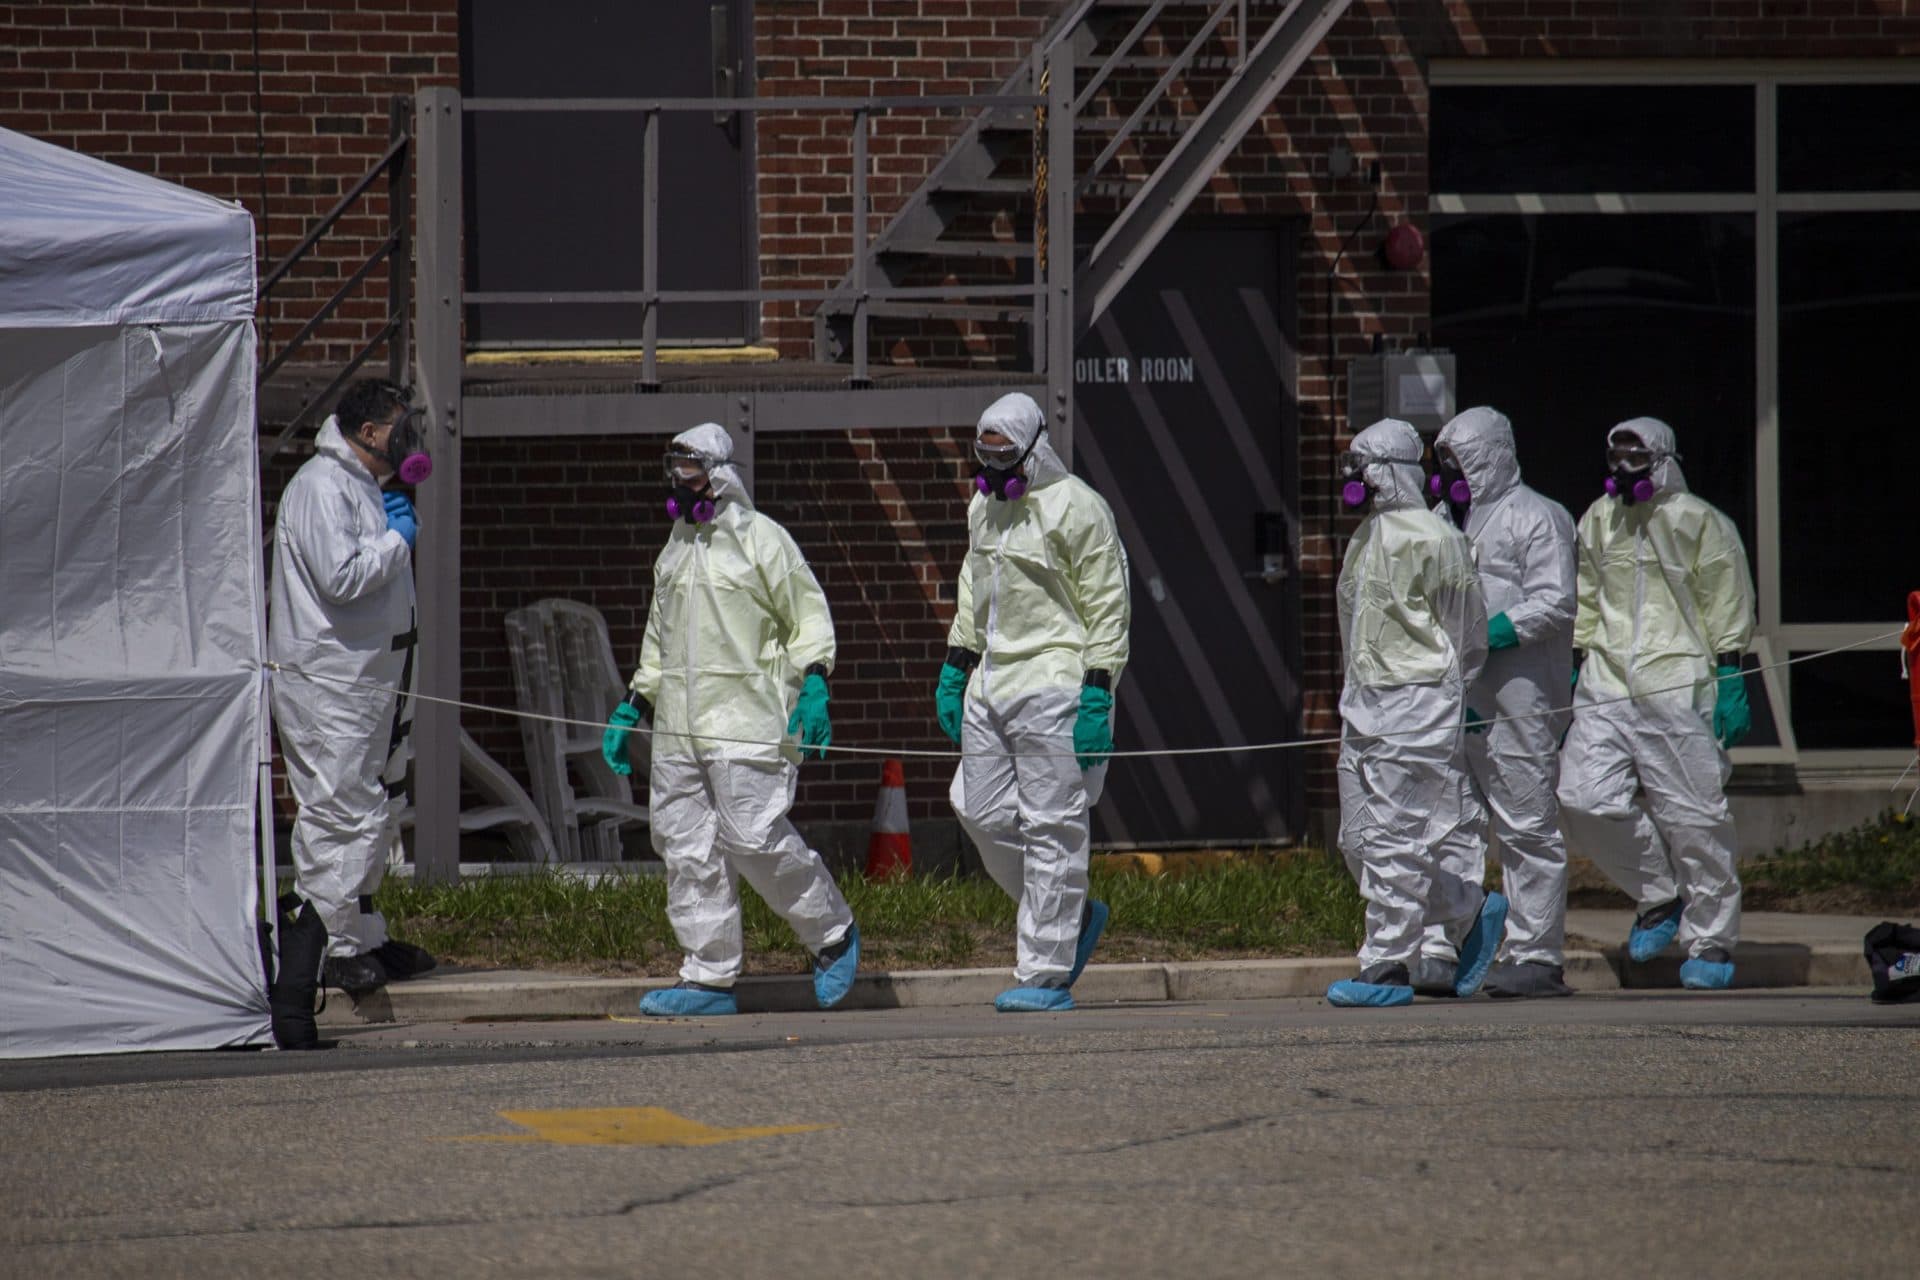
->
<box><xmin>410</xmin><ymin>87</ymin><xmax>463</xmax><ymax>884</ymax></box>
<box><xmin>1044</xmin><ymin>40</ymin><xmax>1075</xmax><ymax>463</ymax></box>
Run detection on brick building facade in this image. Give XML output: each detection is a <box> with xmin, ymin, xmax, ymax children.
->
<box><xmin>6</xmin><ymin>1</ymin><xmax>1917</xmax><ymax>853</ymax></box>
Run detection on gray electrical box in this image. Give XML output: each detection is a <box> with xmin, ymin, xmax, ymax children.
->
<box><xmin>1345</xmin><ymin>350</ymin><xmax>1457</xmax><ymax>434</ymax></box>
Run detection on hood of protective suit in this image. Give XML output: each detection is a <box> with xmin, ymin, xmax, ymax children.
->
<box><xmin>1609</xmin><ymin>416</ymin><xmax>1688</xmax><ymax>495</ymax></box>
<box><xmin>1348</xmin><ymin>418</ymin><xmax>1427</xmax><ymax>513</ymax></box>
<box><xmin>316</xmin><ymin>414</ymin><xmax>381</xmax><ymax>484</ymax></box>
<box><xmin>673</xmin><ymin>422</ymin><xmax>754</xmax><ymax>510</ymax></box>
<box><xmin>976</xmin><ymin>392</ymin><xmax>1068</xmax><ymax>490</ymax></box>
<box><xmin>1436</xmin><ymin>406</ymin><xmax>1521</xmax><ymax>508</ymax></box>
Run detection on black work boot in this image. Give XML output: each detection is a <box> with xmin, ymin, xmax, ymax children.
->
<box><xmin>322</xmin><ymin>951</ymin><xmax>389</xmax><ymax>995</ymax></box>
<box><xmin>371</xmin><ymin>938</ymin><xmax>438</xmax><ymax>980</ymax></box>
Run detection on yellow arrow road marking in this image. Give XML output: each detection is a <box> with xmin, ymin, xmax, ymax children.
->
<box><xmin>450</xmin><ymin>1107</ymin><xmax>833</xmax><ymax>1147</ymax></box>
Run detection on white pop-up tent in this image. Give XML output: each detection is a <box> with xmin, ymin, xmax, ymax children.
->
<box><xmin>0</xmin><ymin>127</ymin><xmax>271</xmax><ymax>1056</ymax></box>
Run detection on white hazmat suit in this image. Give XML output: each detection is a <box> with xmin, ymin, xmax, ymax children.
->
<box><xmin>1336</xmin><ymin>419</ymin><xmax>1490</xmax><ymax>972</ymax></box>
<box><xmin>1421</xmin><ymin>407</ymin><xmax>1577</xmax><ymax>975</ymax></box>
<box><xmin>269</xmin><ymin>416</ymin><xmax>414</xmax><ymax>959</ymax></box>
<box><xmin>1557</xmin><ymin>418</ymin><xmax>1754</xmax><ymax>960</ymax></box>
<box><xmin>947</xmin><ymin>393</ymin><xmax>1131</xmax><ymax>987</ymax></box>
<box><xmin>629</xmin><ymin>423</ymin><xmax>854</xmax><ymax>988</ymax></box>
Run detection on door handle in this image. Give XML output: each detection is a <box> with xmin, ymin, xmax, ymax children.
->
<box><xmin>711</xmin><ymin>5</ymin><xmax>738</xmax><ymax>134</ymax></box>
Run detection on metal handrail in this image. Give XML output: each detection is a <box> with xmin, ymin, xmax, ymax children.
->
<box><xmin>259</xmin><ymin>132</ymin><xmax>408</xmax><ymax>296</ymax></box>
<box><xmin>462</xmin><ymin>94</ymin><xmax>1043</xmax><ymax>113</ymax></box>
<box><xmin>260</xmin><ymin>232</ymin><xmax>399</xmax><ymax>384</ymax></box>
<box><xmin>1078</xmin><ymin>0</ymin><xmax>1239</xmax><ymax>195</ymax></box>
<box><xmin>259</xmin><ymin>98</ymin><xmax>412</xmax><ymax>466</ymax></box>
<box><xmin>462</xmin><ymin>92</ymin><xmax>1058</xmax><ymax>386</ymax></box>
<box><xmin>1073</xmin><ymin>1</ymin><xmax>1168</xmax><ymax>115</ymax></box>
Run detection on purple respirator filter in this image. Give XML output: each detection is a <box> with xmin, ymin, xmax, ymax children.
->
<box><xmin>665</xmin><ymin>495</ymin><xmax>717</xmax><ymax>523</ymax></box>
<box><xmin>1341</xmin><ymin>479</ymin><xmax>1370</xmax><ymax>510</ymax></box>
<box><xmin>1428</xmin><ymin>473</ymin><xmax>1471</xmax><ymax>505</ymax></box>
<box><xmin>397</xmin><ymin>453</ymin><xmax>433</xmax><ymax>487</ymax></box>
<box><xmin>1605</xmin><ymin>474</ymin><xmax>1657</xmax><ymax>503</ymax></box>
<box><xmin>977</xmin><ymin>472</ymin><xmax>1028</xmax><ymax>501</ymax></box>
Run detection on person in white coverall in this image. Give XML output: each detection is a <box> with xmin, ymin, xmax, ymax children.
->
<box><xmin>601</xmin><ymin>422</ymin><xmax>860</xmax><ymax>1017</ymax></box>
<box><xmin>938</xmin><ymin>392</ymin><xmax>1130</xmax><ymax>1014</ymax></box>
<box><xmin>1416</xmin><ymin>407</ymin><xmax>1579</xmax><ymax>1000</ymax></box>
<box><xmin>1327</xmin><ymin>418</ymin><xmax>1508</xmax><ymax>1009</ymax></box>
<box><xmin>1557</xmin><ymin>417</ymin><xmax>1755</xmax><ymax>991</ymax></box>
<box><xmin>269</xmin><ymin>378</ymin><xmax>438</xmax><ymax>995</ymax></box>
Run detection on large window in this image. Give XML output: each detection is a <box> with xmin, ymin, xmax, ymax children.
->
<box><xmin>1432</xmin><ymin>70</ymin><xmax>1920</xmax><ymax>760</ymax></box>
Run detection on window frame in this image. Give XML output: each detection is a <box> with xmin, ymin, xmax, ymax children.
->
<box><xmin>1430</xmin><ymin>59</ymin><xmax>1920</xmax><ymax>774</ymax></box>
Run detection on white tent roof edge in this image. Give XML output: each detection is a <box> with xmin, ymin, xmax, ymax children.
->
<box><xmin>0</xmin><ymin>125</ymin><xmax>256</xmax><ymax>328</ymax></box>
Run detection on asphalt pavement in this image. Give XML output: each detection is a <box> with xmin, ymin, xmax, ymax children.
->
<box><xmin>3</xmin><ymin>989</ymin><xmax>1917</xmax><ymax>1278</ymax></box>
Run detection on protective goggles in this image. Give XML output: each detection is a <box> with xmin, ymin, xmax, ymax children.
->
<box><xmin>1606</xmin><ymin>443</ymin><xmax>1658</xmax><ymax>471</ymax></box>
<box><xmin>1337</xmin><ymin>448</ymin><xmax>1415</xmax><ymax>477</ymax></box>
<box><xmin>664</xmin><ymin>449</ymin><xmax>714</xmax><ymax>486</ymax></box>
<box><xmin>1432</xmin><ymin>443</ymin><xmax>1462</xmax><ymax>471</ymax></box>
<box><xmin>975</xmin><ymin>436</ymin><xmax>1028</xmax><ymax>470</ymax></box>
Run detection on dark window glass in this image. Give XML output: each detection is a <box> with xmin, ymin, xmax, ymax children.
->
<box><xmin>1432</xmin><ymin>86</ymin><xmax>1754</xmax><ymax>193</ymax></box>
<box><xmin>460</xmin><ymin>0</ymin><xmax>754</xmax><ymax>345</ymax></box>
<box><xmin>1778</xmin><ymin>211</ymin><xmax>1920</xmax><ymax>623</ymax></box>
<box><xmin>1779</xmin><ymin>84</ymin><xmax>1920</xmax><ymax>192</ymax></box>
<box><xmin>1432</xmin><ymin>213</ymin><xmax>1757</xmax><ymax>558</ymax></box>
<box><xmin>1789</xmin><ymin>651</ymin><xmax>1913</xmax><ymax>750</ymax></box>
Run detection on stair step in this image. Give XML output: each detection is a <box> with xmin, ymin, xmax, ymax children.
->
<box><xmin>978</xmin><ymin>107</ymin><xmax>1036</xmax><ymax>134</ymax></box>
<box><xmin>1098</xmin><ymin>55</ymin><xmax>1239</xmax><ymax>72</ymax></box>
<box><xmin>880</xmin><ymin>239</ymin><xmax>1036</xmax><ymax>259</ymax></box>
<box><xmin>820</xmin><ymin>300</ymin><xmax>1035</xmax><ymax>323</ymax></box>
<box><xmin>1076</xmin><ymin>115</ymin><xmax>1194</xmax><ymax>134</ymax></box>
<box><xmin>933</xmin><ymin>176</ymin><xmax>1035</xmax><ymax>196</ymax></box>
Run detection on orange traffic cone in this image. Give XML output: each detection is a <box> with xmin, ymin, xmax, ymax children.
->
<box><xmin>865</xmin><ymin>758</ymin><xmax>913</xmax><ymax>880</ymax></box>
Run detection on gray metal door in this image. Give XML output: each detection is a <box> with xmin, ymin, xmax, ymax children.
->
<box><xmin>1073</xmin><ymin>224</ymin><xmax>1304</xmax><ymax>846</ymax></box>
<box><xmin>461</xmin><ymin>0</ymin><xmax>754</xmax><ymax>347</ymax></box>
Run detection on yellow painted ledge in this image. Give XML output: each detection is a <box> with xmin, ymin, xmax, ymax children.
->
<box><xmin>467</xmin><ymin>347</ymin><xmax>780</xmax><ymax>367</ymax></box>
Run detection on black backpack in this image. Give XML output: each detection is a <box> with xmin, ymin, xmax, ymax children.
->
<box><xmin>1863</xmin><ymin>921</ymin><xmax>1920</xmax><ymax>1005</ymax></box>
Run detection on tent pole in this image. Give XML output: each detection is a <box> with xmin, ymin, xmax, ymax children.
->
<box><xmin>411</xmin><ymin>88</ymin><xmax>463</xmax><ymax>885</ymax></box>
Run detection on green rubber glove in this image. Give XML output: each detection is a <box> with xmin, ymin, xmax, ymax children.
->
<box><xmin>1464</xmin><ymin>707</ymin><xmax>1490</xmax><ymax>735</ymax></box>
<box><xmin>787</xmin><ymin>672</ymin><xmax>832</xmax><ymax>761</ymax></box>
<box><xmin>1074</xmin><ymin>685</ymin><xmax>1115</xmax><ymax>770</ymax></box>
<box><xmin>1712</xmin><ymin>664</ymin><xmax>1750</xmax><ymax>748</ymax></box>
<box><xmin>602</xmin><ymin>700</ymin><xmax>644</xmax><ymax>776</ymax></box>
<box><xmin>1488</xmin><ymin>611</ymin><xmax>1519</xmax><ymax>651</ymax></box>
<box><xmin>935</xmin><ymin>662</ymin><xmax>971</xmax><ymax>744</ymax></box>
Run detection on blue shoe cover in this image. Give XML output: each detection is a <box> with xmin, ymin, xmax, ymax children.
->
<box><xmin>638</xmin><ymin>984</ymin><xmax>738</xmax><ymax>1017</ymax></box>
<box><xmin>1454</xmin><ymin>890</ymin><xmax>1509</xmax><ymax>997</ymax></box>
<box><xmin>1326</xmin><ymin>978</ymin><xmax>1414</xmax><ymax>1008</ymax></box>
<box><xmin>1629</xmin><ymin>911</ymin><xmax>1683</xmax><ymax>963</ymax></box>
<box><xmin>994</xmin><ymin>985</ymin><xmax>1075</xmax><ymax>1013</ymax></box>
<box><xmin>813</xmin><ymin>923</ymin><xmax>860</xmax><ymax>1009</ymax></box>
<box><xmin>1679</xmin><ymin>956</ymin><xmax>1735</xmax><ymax>990</ymax></box>
<box><xmin>1067</xmin><ymin>900</ymin><xmax>1109</xmax><ymax>988</ymax></box>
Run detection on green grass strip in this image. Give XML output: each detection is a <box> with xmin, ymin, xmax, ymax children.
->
<box><xmin>365</xmin><ymin>852</ymin><xmax>1365</xmax><ymax>976</ymax></box>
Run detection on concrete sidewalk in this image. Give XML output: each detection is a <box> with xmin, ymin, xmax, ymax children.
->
<box><xmin>318</xmin><ymin>909</ymin><xmax>1897</xmax><ymax>1027</ymax></box>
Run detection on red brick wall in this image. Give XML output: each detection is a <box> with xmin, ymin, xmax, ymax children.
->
<box><xmin>12</xmin><ymin>1</ymin><xmax>1920</xmax><ymax>841</ymax></box>
<box><xmin>0</xmin><ymin>0</ymin><xmax>459</xmax><ymax>366</ymax></box>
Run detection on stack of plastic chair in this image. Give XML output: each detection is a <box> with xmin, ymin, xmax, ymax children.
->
<box><xmin>504</xmin><ymin>600</ymin><xmax>649</xmax><ymax>863</ymax></box>
<box><xmin>394</xmin><ymin>729</ymin><xmax>560</xmax><ymax>864</ymax></box>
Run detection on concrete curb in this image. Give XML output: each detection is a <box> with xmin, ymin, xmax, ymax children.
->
<box><xmin>318</xmin><ymin>943</ymin><xmax>1872</xmax><ymax>1026</ymax></box>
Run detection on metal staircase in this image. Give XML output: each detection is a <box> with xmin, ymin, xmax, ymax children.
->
<box><xmin>812</xmin><ymin>0</ymin><xmax>1353</xmax><ymax>366</ymax></box>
